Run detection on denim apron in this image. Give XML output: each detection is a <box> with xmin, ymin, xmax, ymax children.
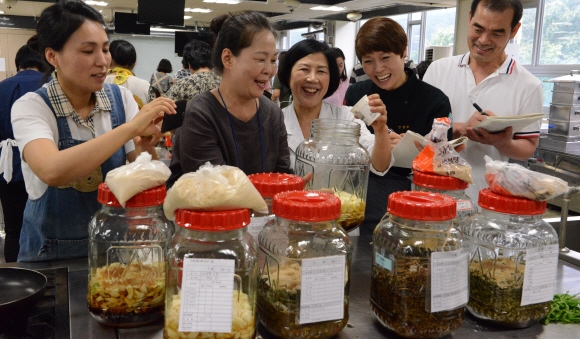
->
<box><xmin>18</xmin><ymin>84</ymin><xmax>126</xmax><ymax>261</ymax></box>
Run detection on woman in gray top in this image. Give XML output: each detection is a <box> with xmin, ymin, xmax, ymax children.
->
<box><xmin>168</xmin><ymin>11</ymin><xmax>291</xmax><ymax>185</ymax></box>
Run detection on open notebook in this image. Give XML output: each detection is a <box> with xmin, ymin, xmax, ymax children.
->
<box><xmin>473</xmin><ymin>113</ymin><xmax>544</xmax><ymax>133</ymax></box>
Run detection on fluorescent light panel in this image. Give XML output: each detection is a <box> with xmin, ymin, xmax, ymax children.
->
<box><xmin>185</xmin><ymin>8</ymin><xmax>213</xmax><ymax>13</ymax></box>
<box><xmin>84</xmin><ymin>1</ymin><xmax>108</xmax><ymax>6</ymax></box>
<box><xmin>310</xmin><ymin>6</ymin><xmax>347</xmax><ymax>11</ymax></box>
<box><xmin>203</xmin><ymin>0</ymin><xmax>240</xmax><ymax>4</ymax></box>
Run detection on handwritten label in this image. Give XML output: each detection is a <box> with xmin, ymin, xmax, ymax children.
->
<box><xmin>248</xmin><ymin>216</ymin><xmax>274</xmax><ymax>240</ymax></box>
<box><xmin>299</xmin><ymin>255</ymin><xmax>346</xmax><ymax>324</ymax></box>
<box><xmin>375</xmin><ymin>252</ymin><xmax>393</xmax><ymax>271</ymax></box>
<box><xmin>179</xmin><ymin>259</ymin><xmax>235</xmax><ymax>333</ymax></box>
<box><xmin>430</xmin><ymin>250</ymin><xmax>469</xmax><ymax>313</ymax></box>
<box><xmin>521</xmin><ymin>244</ymin><xmax>559</xmax><ymax>306</ymax></box>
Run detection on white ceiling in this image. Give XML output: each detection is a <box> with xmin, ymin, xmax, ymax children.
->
<box><xmin>0</xmin><ymin>0</ymin><xmax>456</xmax><ymax>29</ymax></box>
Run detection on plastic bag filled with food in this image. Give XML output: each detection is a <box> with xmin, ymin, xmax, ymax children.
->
<box><xmin>413</xmin><ymin>117</ymin><xmax>473</xmax><ymax>184</ymax></box>
<box><xmin>163</xmin><ymin>162</ymin><xmax>268</xmax><ymax>219</ymax></box>
<box><xmin>105</xmin><ymin>151</ymin><xmax>171</xmax><ymax>207</ymax></box>
<box><xmin>484</xmin><ymin>155</ymin><xmax>568</xmax><ymax>201</ymax></box>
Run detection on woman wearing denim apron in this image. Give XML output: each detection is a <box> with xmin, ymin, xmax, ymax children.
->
<box><xmin>11</xmin><ymin>1</ymin><xmax>176</xmax><ymax>262</ymax></box>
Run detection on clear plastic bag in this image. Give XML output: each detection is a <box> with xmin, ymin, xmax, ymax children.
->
<box><xmin>484</xmin><ymin>155</ymin><xmax>569</xmax><ymax>201</ymax></box>
<box><xmin>105</xmin><ymin>152</ymin><xmax>171</xmax><ymax>207</ymax></box>
<box><xmin>163</xmin><ymin>162</ymin><xmax>268</xmax><ymax>219</ymax></box>
<box><xmin>413</xmin><ymin>117</ymin><xmax>473</xmax><ymax>184</ymax></box>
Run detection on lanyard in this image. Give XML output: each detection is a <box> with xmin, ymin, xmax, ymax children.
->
<box><xmin>217</xmin><ymin>88</ymin><xmax>265</xmax><ymax>173</ymax></box>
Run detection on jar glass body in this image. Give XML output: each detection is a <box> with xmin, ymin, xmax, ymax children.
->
<box><xmin>412</xmin><ymin>185</ymin><xmax>478</xmax><ymax>225</ymax></box>
<box><xmin>164</xmin><ymin>227</ymin><xmax>258</xmax><ymax>339</ymax></box>
<box><xmin>371</xmin><ymin>215</ymin><xmax>465</xmax><ymax>338</ymax></box>
<box><xmin>257</xmin><ymin>216</ymin><xmax>353</xmax><ymax>338</ymax></box>
<box><xmin>88</xmin><ymin>205</ymin><xmax>173</xmax><ymax>327</ymax></box>
<box><xmin>294</xmin><ymin>120</ymin><xmax>370</xmax><ymax>232</ymax></box>
<box><xmin>463</xmin><ymin>209</ymin><xmax>558</xmax><ymax>328</ymax></box>
<box><xmin>249</xmin><ymin>197</ymin><xmax>275</xmax><ymax>240</ymax></box>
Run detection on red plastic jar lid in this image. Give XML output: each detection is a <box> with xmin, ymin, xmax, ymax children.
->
<box><xmin>97</xmin><ymin>183</ymin><xmax>166</xmax><ymax>207</ymax></box>
<box><xmin>174</xmin><ymin>209</ymin><xmax>250</xmax><ymax>231</ymax></box>
<box><xmin>413</xmin><ymin>171</ymin><xmax>468</xmax><ymax>190</ymax></box>
<box><xmin>248</xmin><ymin>173</ymin><xmax>304</xmax><ymax>197</ymax></box>
<box><xmin>478</xmin><ymin>188</ymin><xmax>547</xmax><ymax>215</ymax></box>
<box><xmin>273</xmin><ymin>190</ymin><xmax>341</xmax><ymax>222</ymax></box>
<box><xmin>387</xmin><ymin>191</ymin><xmax>456</xmax><ymax>221</ymax></box>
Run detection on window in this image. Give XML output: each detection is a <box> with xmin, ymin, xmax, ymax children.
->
<box><xmin>388</xmin><ymin>14</ymin><xmax>408</xmax><ymax>35</ymax></box>
<box><xmin>516</xmin><ymin>7</ymin><xmax>537</xmax><ymax>65</ymax></box>
<box><xmin>288</xmin><ymin>28</ymin><xmax>308</xmax><ymax>48</ymax></box>
<box><xmin>409</xmin><ymin>24</ymin><xmax>421</xmax><ymax>63</ymax></box>
<box><xmin>539</xmin><ymin>0</ymin><xmax>580</xmax><ymax>65</ymax></box>
<box><xmin>424</xmin><ymin>8</ymin><xmax>456</xmax><ymax>48</ymax></box>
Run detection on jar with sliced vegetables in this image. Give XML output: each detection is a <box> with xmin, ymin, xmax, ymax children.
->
<box><xmin>463</xmin><ymin>189</ymin><xmax>559</xmax><ymax>328</ymax></box>
<box><xmin>412</xmin><ymin>170</ymin><xmax>477</xmax><ymax>225</ymax></box>
<box><xmin>294</xmin><ymin>119</ymin><xmax>370</xmax><ymax>232</ymax></box>
<box><xmin>165</xmin><ymin>209</ymin><xmax>257</xmax><ymax>339</ymax></box>
<box><xmin>88</xmin><ymin>183</ymin><xmax>172</xmax><ymax>327</ymax></box>
<box><xmin>258</xmin><ymin>190</ymin><xmax>352</xmax><ymax>338</ymax></box>
<box><xmin>372</xmin><ymin>191</ymin><xmax>468</xmax><ymax>339</ymax></box>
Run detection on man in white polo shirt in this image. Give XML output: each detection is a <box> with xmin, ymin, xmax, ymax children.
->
<box><xmin>423</xmin><ymin>0</ymin><xmax>542</xmax><ymax>202</ymax></box>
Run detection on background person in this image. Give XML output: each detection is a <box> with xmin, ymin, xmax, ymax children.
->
<box><xmin>0</xmin><ymin>44</ymin><xmax>48</xmax><ymax>262</ymax></box>
<box><xmin>323</xmin><ymin>47</ymin><xmax>349</xmax><ymax>106</ymax></box>
<box><xmin>423</xmin><ymin>0</ymin><xmax>542</xmax><ymax>202</ymax></box>
<box><xmin>167</xmin><ymin>11</ymin><xmax>292</xmax><ymax>186</ymax></box>
<box><xmin>271</xmin><ymin>51</ymin><xmax>292</xmax><ymax>109</ymax></box>
<box><xmin>11</xmin><ymin>0</ymin><xmax>176</xmax><ymax>261</ymax></box>
<box><xmin>105</xmin><ymin>39</ymin><xmax>151</xmax><ymax>109</ymax></box>
<box><xmin>174</xmin><ymin>59</ymin><xmax>191</xmax><ymax>81</ymax></box>
<box><xmin>149</xmin><ymin>58</ymin><xmax>173</xmax><ymax>100</ymax></box>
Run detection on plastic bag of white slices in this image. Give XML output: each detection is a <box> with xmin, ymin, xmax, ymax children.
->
<box><xmin>105</xmin><ymin>151</ymin><xmax>171</xmax><ymax>207</ymax></box>
<box><xmin>413</xmin><ymin>117</ymin><xmax>473</xmax><ymax>184</ymax></box>
<box><xmin>484</xmin><ymin>155</ymin><xmax>568</xmax><ymax>201</ymax></box>
<box><xmin>163</xmin><ymin>162</ymin><xmax>267</xmax><ymax>219</ymax></box>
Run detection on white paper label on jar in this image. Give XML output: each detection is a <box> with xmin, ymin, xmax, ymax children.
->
<box><xmin>521</xmin><ymin>244</ymin><xmax>559</xmax><ymax>306</ymax></box>
<box><xmin>299</xmin><ymin>255</ymin><xmax>346</xmax><ymax>324</ymax></box>
<box><xmin>430</xmin><ymin>249</ymin><xmax>469</xmax><ymax>313</ymax></box>
<box><xmin>375</xmin><ymin>252</ymin><xmax>393</xmax><ymax>271</ymax></box>
<box><xmin>178</xmin><ymin>258</ymin><xmax>235</xmax><ymax>333</ymax></box>
<box><xmin>456</xmin><ymin>200</ymin><xmax>473</xmax><ymax>211</ymax></box>
<box><xmin>248</xmin><ymin>216</ymin><xmax>274</xmax><ymax>239</ymax></box>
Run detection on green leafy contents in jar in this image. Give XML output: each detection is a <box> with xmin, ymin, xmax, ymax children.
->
<box><xmin>468</xmin><ymin>258</ymin><xmax>551</xmax><ymax>327</ymax></box>
<box><xmin>257</xmin><ymin>261</ymin><xmax>348</xmax><ymax>339</ymax></box>
<box><xmin>370</xmin><ymin>258</ymin><xmax>464</xmax><ymax>339</ymax></box>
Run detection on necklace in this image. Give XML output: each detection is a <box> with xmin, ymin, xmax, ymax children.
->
<box><xmin>217</xmin><ymin>88</ymin><xmax>265</xmax><ymax>173</ymax></box>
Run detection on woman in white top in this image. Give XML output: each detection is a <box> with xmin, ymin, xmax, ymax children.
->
<box><xmin>279</xmin><ymin>39</ymin><xmax>392</xmax><ymax>175</ymax></box>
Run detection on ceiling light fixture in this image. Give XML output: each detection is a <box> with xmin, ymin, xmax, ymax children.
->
<box><xmin>0</xmin><ymin>11</ymin><xmax>4</xmax><ymax>14</ymax></box>
<box><xmin>184</xmin><ymin>16</ymin><xmax>192</xmax><ymax>20</ymax></box>
<box><xmin>202</xmin><ymin>0</ymin><xmax>240</xmax><ymax>4</ymax></box>
<box><xmin>346</xmin><ymin>11</ymin><xmax>362</xmax><ymax>21</ymax></box>
<box><xmin>84</xmin><ymin>1</ymin><xmax>108</xmax><ymax>6</ymax></box>
<box><xmin>185</xmin><ymin>8</ymin><xmax>213</xmax><ymax>13</ymax></box>
<box><xmin>310</xmin><ymin>6</ymin><xmax>346</xmax><ymax>12</ymax></box>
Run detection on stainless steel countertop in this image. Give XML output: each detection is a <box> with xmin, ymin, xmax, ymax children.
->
<box><xmin>6</xmin><ymin>235</ymin><xmax>580</xmax><ymax>339</ymax></box>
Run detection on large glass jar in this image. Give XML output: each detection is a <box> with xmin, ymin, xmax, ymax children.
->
<box><xmin>88</xmin><ymin>183</ymin><xmax>172</xmax><ymax>327</ymax></box>
<box><xmin>372</xmin><ymin>191</ymin><xmax>468</xmax><ymax>339</ymax></box>
<box><xmin>258</xmin><ymin>191</ymin><xmax>352</xmax><ymax>338</ymax></box>
<box><xmin>247</xmin><ymin>172</ymin><xmax>304</xmax><ymax>239</ymax></box>
<box><xmin>295</xmin><ymin>119</ymin><xmax>370</xmax><ymax>232</ymax></box>
<box><xmin>462</xmin><ymin>189</ymin><xmax>559</xmax><ymax>328</ymax></box>
<box><xmin>412</xmin><ymin>170</ymin><xmax>478</xmax><ymax>225</ymax></box>
<box><xmin>164</xmin><ymin>209</ymin><xmax>257</xmax><ymax>339</ymax></box>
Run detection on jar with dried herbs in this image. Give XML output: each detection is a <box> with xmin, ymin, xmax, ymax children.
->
<box><xmin>164</xmin><ymin>209</ymin><xmax>257</xmax><ymax>339</ymax></box>
<box><xmin>372</xmin><ymin>191</ymin><xmax>468</xmax><ymax>339</ymax></box>
<box><xmin>258</xmin><ymin>190</ymin><xmax>352</xmax><ymax>338</ymax></box>
<box><xmin>294</xmin><ymin>119</ymin><xmax>370</xmax><ymax>232</ymax></box>
<box><xmin>412</xmin><ymin>170</ymin><xmax>477</xmax><ymax>224</ymax></box>
<box><xmin>88</xmin><ymin>183</ymin><xmax>172</xmax><ymax>327</ymax></box>
<box><xmin>463</xmin><ymin>189</ymin><xmax>559</xmax><ymax>328</ymax></box>
<box><xmin>247</xmin><ymin>173</ymin><xmax>304</xmax><ymax>239</ymax></box>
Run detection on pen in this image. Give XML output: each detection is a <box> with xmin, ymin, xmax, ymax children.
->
<box><xmin>473</xmin><ymin>103</ymin><xmax>488</xmax><ymax>116</ymax></box>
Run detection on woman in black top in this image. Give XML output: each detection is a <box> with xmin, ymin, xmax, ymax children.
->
<box><xmin>344</xmin><ymin>17</ymin><xmax>452</xmax><ymax>232</ymax></box>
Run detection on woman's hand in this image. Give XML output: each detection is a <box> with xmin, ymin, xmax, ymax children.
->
<box><xmin>129</xmin><ymin>97</ymin><xmax>176</xmax><ymax>138</ymax></box>
<box><xmin>367</xmin><ymin>94</ymin><xmax>388</xmax><ymax>133</ymax></box>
